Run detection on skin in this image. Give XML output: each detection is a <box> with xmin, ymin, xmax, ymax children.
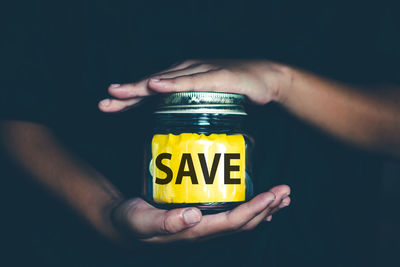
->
<box><xmin>99</xmin><ymin>59</ymin><xmax>400</xmax><ymax>158</ymax></box>
<box><xmin>0</xmin><ymin>120</ymin><xmax>290</xmax><ymax>248</ymax></box>
<box><xmin>7</xmin><ymin>57</ymin><xmax>399</xmax><ymax>248</ymax></box>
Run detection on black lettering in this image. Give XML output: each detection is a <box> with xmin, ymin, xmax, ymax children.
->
<box><xmin>176</xmin><ymin>153</ymin><xmax>198</xmax><ymax>184</ymax></box>
<box><xmin>198</xmin><ymin>153</ymin><xmax>221</xmax><ymax>184</ymax></box>
<box><xmin>155</xmin><ymin>153</ymin><xmax>173</xmax><ymax>185</ymax></box>
<box><xmin>224</xmin><ymin>153</ymin><xmax>241</xmax><ymax>184</ymax></box>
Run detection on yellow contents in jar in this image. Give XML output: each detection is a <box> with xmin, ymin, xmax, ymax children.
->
<box><xmin>151</xmin><ymin>133</ymin><xmax>246</xmax><ymax>203</ymax></box>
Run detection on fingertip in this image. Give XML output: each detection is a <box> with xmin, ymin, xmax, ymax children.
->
<box><xmin>98</xmin><ymin>99</ymin><xmax>123</xmax><ymax>113</ymax></box>
<box><xmin>107</xmin><ymin>84</ymin><xmax>122</xmax><ymax>94</ymax></box>
<box><xmin>270</xmin><ymin>184</ymin><xmax>291</xmax><ymax>199</ymax></box>
<box><xmin>182</xmin><ymin>208</ymin><xmax>202</xmax><ymax>226</ymax></box>
<box><xmin>98</xmin><ymin>103</ymin><xmax>115</xmax><ymax>113</ymax></box>
<box><xmin>98</xmin><ymin>99</ymin><xmax>112</xmax><ymax>112</ymax></box>
<box><xmin>249</xmin><ymin>192</ymin><xmax>276</xmax><ymax>213</ymax></box>
<box><xmin>278</xmin><ymin>196</ymin><xmax>291</xmax><ymax>209</ymax></box>
<box><xmin>110</xmin><ymin>83</ymin><xmax>121</xmax><ymax>88</ymax></box>
<box><xmin>162</xmin><ymin>208</ymin><xmax>201</xmax><ymax>234</ymax></box>
<box><xmin>107</xmin><ymin>84</ymin><xmax>132</xmax><ymax>98</ymax></box>
<box><xmin>281</xmin><ymin>184</ymin><xmax>291</xmax><ymax>196</ymax></box>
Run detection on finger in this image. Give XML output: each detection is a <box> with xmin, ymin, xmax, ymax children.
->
<box><xmin>107</xmin><ymin>60</ymin><xmax>202</xmax><ymax>99</ymax></box>
<box><xmin>106</xmin><ymin>62</ymin><xmax>202</xmax><ymax>99</ymax></box>
<box><xmin>122</xmin><ymin>199</ymin><xmax>202</xmax><ymax>238</ymax></box>
<box><xmin>148</xmin><ymin>69</ymin><xmax>242</xmax><ymax>94</ymax></box>
<box><xmin>241</xmin><ymin>188</ymin><xmax>291</xmax><ymax>230</ymax></box>
<box><xmin>152</xmin><ymin>64</ymin><xmax>215</xmax><ymax>80</ymax></box>
<box><xmin>144</xmin><ymin>60</ymin><xmax>202</xmax><ymax>80</ymax></box>
<box><xmin>240</xmin><ymin>206</ymin><xmax>271</xmax><ymax>230</ymax></box>
<box><xmin>269</xmin><ymin>196</ymin><xmax>291</xmax><ymax>215</ymax></box>
<box><xmin>158</xmin><ymin>207</ymin><xmax>203</xmax><ymax>234</ymax></box>
<box><xmin>145</xmin><ymin>191</ymin><xmax>276</xmax><ymax>243</ymax></box>
<box><xmin>98</xmin><ymin>98</ymin><xmax>144</xmax><ymax>113</ymax></box>
<box><xmin>200</xmin><ymin>184</ymin><xmax>290</xmax><ymax>234</ymax></box>
<box><xmin>162</xmin><ymin>59</ymin><xmax>201</xmax><ymax>73</ymax></box>
<box><xmin>264</xmin><ymin>196</ymin><xmax>291</xmax><ymax>221</ymax></box>
<box><xmin>267</xmin><ymin>184</ymin><xmax>291</xmax><ymax>208</ymax></box>
<box><xmin>107</xmin><ymin>80</ymin><xmax>154</xmax><ymax>99</ymax></box>
<box><xmin>152</xmin><ymin>60</ymin><xmax>202</xmax><ymax>76</ymax></box>
<box><xmin>278</xmin><ymin>196</ymin><xmax>291</xmax><ymax>209</ymax></box>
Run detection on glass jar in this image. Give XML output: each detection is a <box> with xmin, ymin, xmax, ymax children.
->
<box><xmin>143</xmin><ymin>92</ymin><xmax>254</xmax><ymax>212</ymax></box>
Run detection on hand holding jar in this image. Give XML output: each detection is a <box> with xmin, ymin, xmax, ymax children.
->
<box><xmin>108</xmin><ymin>93</ymin><xmax>291</xmax><ymax>244</ymax></box>
<box><xmin>112</xmin><ymin>186</ymin><xmax>290</xmax><ymax>244</ymax></box>
<box><xmin>99</xmin><ymin>60</ymin><xmax>292</xmax><ymax>244</ymax></box>
<box><xmin>98</xmin><ymin>59</ymin><xmax>292</xmax><ymax>111</ymax></box>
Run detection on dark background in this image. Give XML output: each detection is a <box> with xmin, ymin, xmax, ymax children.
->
<box><xmin>1</xmin><ymin>0</ymin><xmax>400</xmax><ymax>266</ymax></box>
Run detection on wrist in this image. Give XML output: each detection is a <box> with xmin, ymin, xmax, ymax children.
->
<box><xmin>89</xmin><ymin>196</ymin><xmax>128</xmax><ymax>247</ymax></box>
<box><xmin>267</xmin><ymin>63</ymin><xmax>295</xmax><ymax>104</ymax></box>
<box><xmin>107</xmin><ymin>198</ymin><xmax>143</xmax><ymax>249</ymax></box>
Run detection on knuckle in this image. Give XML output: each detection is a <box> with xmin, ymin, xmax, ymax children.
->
<box><xmin>267</xmin><ymin>191</ymin><xmax>277</xmax><ymax>202</ymax></box>
<box><xmin>162</xmin><ymin>215</ymin><xmax>178</xmax><ymax>234</ymax></box>
<box><xmin>122</xmin><ymin>198</ymin><xmax>141</xmax><ymax>218</ymax></box>
<box><xmin>122</xmin><ymin>83</ymin><xmax>136</xmax><ymax>90</ymax></box>
<box><xmin>168</xmin><ymin>78</ymin><xmax>177</xmax><ymax>84</ymax></box>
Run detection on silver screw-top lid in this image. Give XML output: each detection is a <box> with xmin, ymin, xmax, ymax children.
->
<box><xmin>155</xmin><ymin>92</ymin><xmax>247</xmax><ymax>115</ymax></box>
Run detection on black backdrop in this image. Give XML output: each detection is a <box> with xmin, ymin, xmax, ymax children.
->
<box><xmin>1</xmin><ymin>0</ymin><xmax>400</xmax><ymax>266</ymax></box>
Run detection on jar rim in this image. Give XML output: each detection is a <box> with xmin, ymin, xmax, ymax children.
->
<box><xmin>155</xmin><ymin>92</ymin><xmax>247</xmax><ymax>115</ymax></box>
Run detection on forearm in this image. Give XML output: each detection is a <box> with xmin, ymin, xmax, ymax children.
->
<box><xmin>0</xmin><ymin>120</ymin><xmax>292</xmax><ymax>245</ymax></box>
<box><xmin>276</xmin><ymin>67</ymin><xmax>400</xmax><ymax>157</ymax></box>
<box><xmin>98</xmin><ymin>58</ymin><xmax>400</xmax><ymax>157</ymax></box>
<box><xmin>0</xmin><ymin>120</ymin><xmax>124</xmax><ymax>243</ymax></box>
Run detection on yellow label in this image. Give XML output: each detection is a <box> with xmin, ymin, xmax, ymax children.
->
<box><xmin>151</xmin><ymin>133</ymin><xmax>246</xmax><ymax>203</ymax></box>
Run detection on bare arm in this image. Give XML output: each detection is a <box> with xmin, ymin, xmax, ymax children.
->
<box><xmin>0</xmin><ymin>119</ymin><xmax>290</xmax><ymax>246</ymax></box>
<box><xmin>282</xmin><ymin>68</ymin><xmax>400</xmax><ymax>158</ymax></box>
<box><xmin>0</xmin><ymin>120</ymin><xmax>125</xmax><ymax>243</ymax></box>
<box><xmin>99</xmin><ymin>60</ymin><xmax>400</xmax><ymax>158</ymax></box>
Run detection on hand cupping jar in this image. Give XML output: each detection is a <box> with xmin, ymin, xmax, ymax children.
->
<box><xmin>144</xmin><ymin>92</ymin><xmax>254</xmax><ymax>212</ymax></box>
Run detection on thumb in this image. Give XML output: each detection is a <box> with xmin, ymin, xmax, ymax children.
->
<box><xmin>119</xmin><ymin>199</ymin><xmax>202</xmax><ymax>238</ymax></box>
<box><xmin>158</xmin><ymin>207</ymin><xmax>203</xmax><ymax>234</ymax></box>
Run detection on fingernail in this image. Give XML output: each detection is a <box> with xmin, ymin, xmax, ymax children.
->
<box><xmin>99</xmin><ymin>99</ymin><xmax>111</xmax><ymax>106</ymax></box>
<box><xmin>150</xmin><ymin>78</ymin><xmax>160</xmax><ymax>82</ymax></box>
<box><xmin>183</xmin><ymin>208</ymin><xmax>201</xmax><ymax>225</ymax></box>
<box><xmin>278</xmin><ymin>200</ymin><xmax>290</xmax><ymax>209</ymax></box>
<box><xmin>266</xmin><ymin>215</ymin><xmax>273</xmax><ymax>222</ymax></box>
<box><xmin>110</xmin><ymin>83</ymin><xmax>121</xmax><ymax>88</ymax></box>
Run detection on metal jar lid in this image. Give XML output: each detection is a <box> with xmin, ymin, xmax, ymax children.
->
<box><xmin>155</xmin><ymin>92</ymin><xmax>247</xmax><ymax>115</ymax></box>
